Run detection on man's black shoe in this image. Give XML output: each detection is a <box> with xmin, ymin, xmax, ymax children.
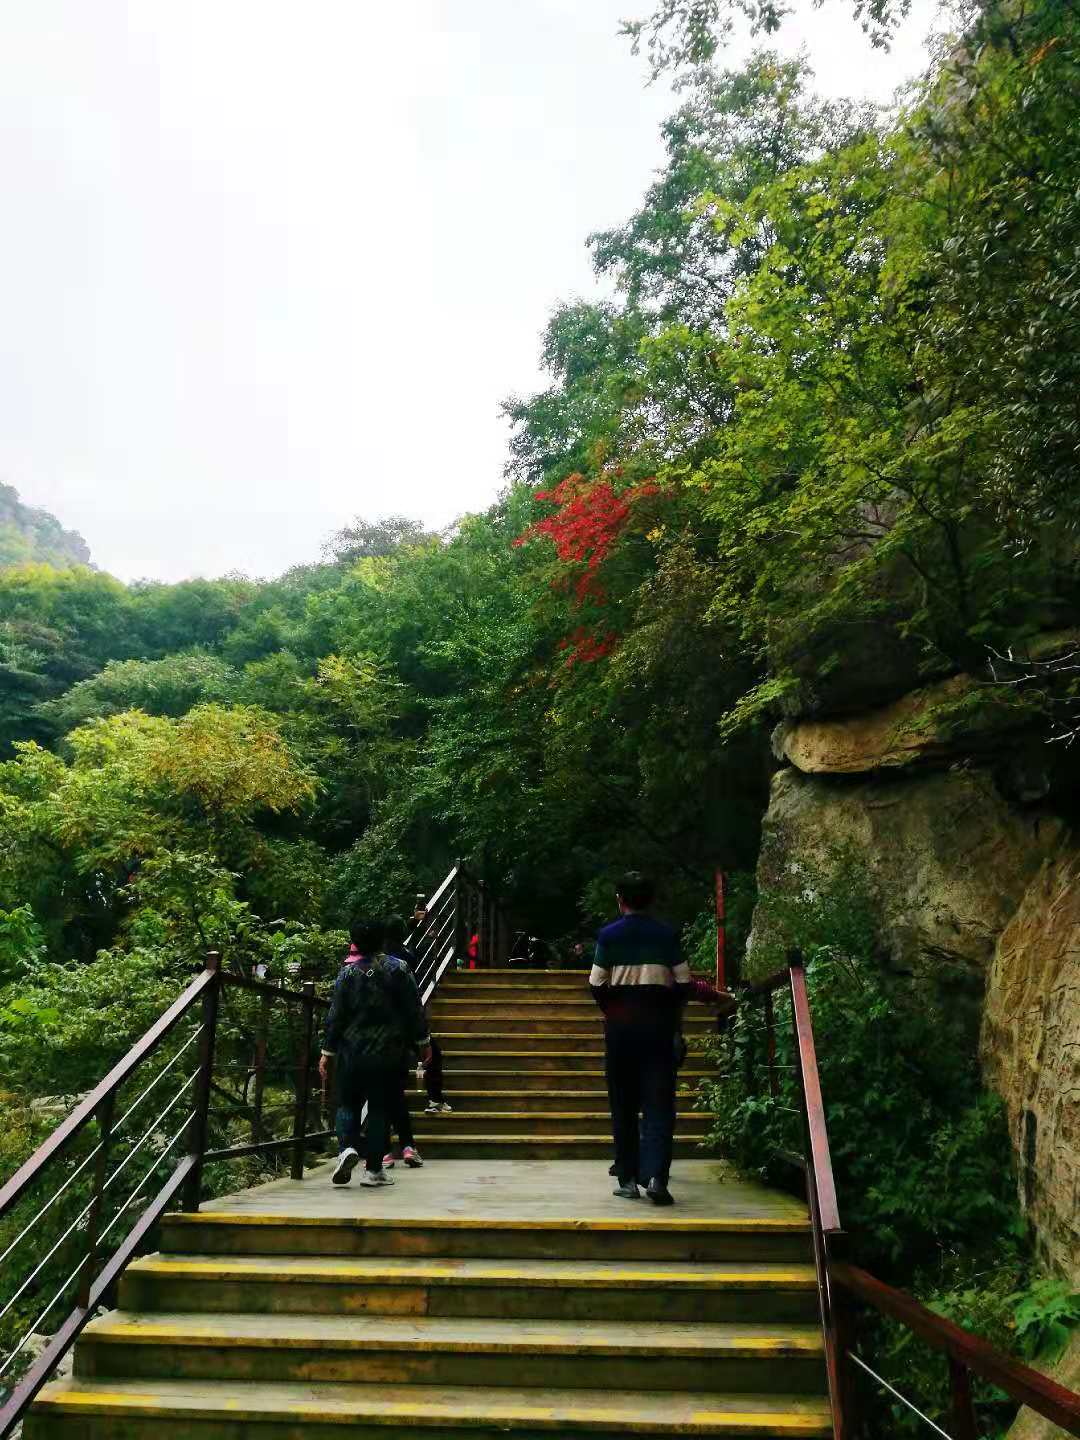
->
<box><xmin>608</xmin><ymin>1162</ymin><xmax>617</xmax><ymax>1176</ymax></box>
<box><xmin>646</xmin><ymin>1178</ymin><xmax>674</xmax><ymax>1206</ymax></box>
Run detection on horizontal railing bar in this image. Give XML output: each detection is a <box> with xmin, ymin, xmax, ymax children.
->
<box><xmin>100</xmin><ymin>1072</ymin><xmax>199</xmax><ymax>1198</ymax></box>
<box><xmin>408</xmin><ymin>895</ymin><xmax>455</xmax><ymax>961</ymax></box>
<box><xmin>111</xmin><ymin>1025</ymin><xmax>204</xmax><ymax>1137</ymax></box>
<box><xmin>0</xmin><ymin>1154</ymin><xmax>195</xmax><ymax>1440</ymax></box>
<box><xmin>221</xmin><ymin>974</ymin><xmax>329</xmax><ymax>1007</ymax></box>
<box><xmin>422</xmin><ymin>947</ymin><xmax>455</xmax><ymax>1006</ymax></box>
<box><xmin>422</xmin><ymin>866</ymin><xmax>459</xmax><ymax>917</ymax></box>
<box><xmin>846</xmin><ymin>1351</ymin><xmax>952</xmax><ymax>1439</ymax></box>
<box><xmin>0</xmin><ymin>1138</ymin><xmax>102</xmax><ymax>1273</ymax></box>
<box><xmin>204</xmin><ymin>1130</ymin><xmax>334</xmax><ymax>1163</ymax></box>
<box><xmin>415</xmin><ymin>914</ymin><xmax>455</xmax><ymax>988</ymax></box>
<box><xmin>0</xmin><ymin>1248</ymin><xmax>86</xmax><ymax>1380</ymax></box>
<box><xmin>0</xmin><ymin>1184</ymin><xmax>97</xmax><ymax>1327</ymax></box>
<box><xmin>0</xmin><ymin>967</ymin><xmax>213</xmax><ymax>1220</ymax></box>
<box><xmin>96</xmin><ymin>1113</ymin><xmax>196</xmax><ymax>1247</ymax></box>
<box><xmin>833</xmin><ymin>1263</ymin><xmax>1080</xmax><ymax>1434</ymax></box>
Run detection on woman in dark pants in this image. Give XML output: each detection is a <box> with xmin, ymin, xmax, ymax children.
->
<box><xmin>318</xmin><ymin>918</ymin><xmax>430</xmax><ymax>1187</ymax></box>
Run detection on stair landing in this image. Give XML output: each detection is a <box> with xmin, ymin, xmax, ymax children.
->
<box><xmin>199</xmin><ymin>1156</ymin><xmax>808</xmax><ymax>1225</ymax></box>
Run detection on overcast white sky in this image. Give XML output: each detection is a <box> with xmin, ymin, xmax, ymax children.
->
<box><xmin>1</xmin><ymin>1</ymin><xmax>938</xmax><ymax>583</ymax></box>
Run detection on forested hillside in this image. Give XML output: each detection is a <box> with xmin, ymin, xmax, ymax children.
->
<box><xmin>2</xmin><ymin>0</ymin><xmax>1079</xmax><ymax>1425</ymax></box>
<box><xmin>0</xmin><ymin>485</ymin><xmax>91</xmax><ymax>570</ymax></box>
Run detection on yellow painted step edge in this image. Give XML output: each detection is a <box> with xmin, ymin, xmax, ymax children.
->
<box><xmin>31</xmin><ymin>1384</ymin><xmax>833</xmax><ymax>1433</ymax></box>
<box><xmin>129</xmin><ymin>1258</ymin><xmax>819</xmax><ymax>1289</ymax></box>
<box><xmin>83</xmin><ymin>1318</ymin><xmax>825</xmax><ymax>1358</ymax></box>
<box><xmin>167</xmin><ymin>1214</ymin><xmax>810</xmax><ymax>1232</ymax></box>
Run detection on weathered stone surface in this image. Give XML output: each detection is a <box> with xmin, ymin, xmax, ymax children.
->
<box><xmin>772</xmin><ymin>674</ymin><xmax>1030</xmax><ymax>775</ymax></box>
<box><xmin>749</xmin><ymin>766</ymin><xmax>1063</xmax><ymax>988</ymax></box>
<box><xmin>1007</xmin><ymin>1329</ymin><xmax>1080</xmax><ymax>1439</ymax></box>
<box><xmin>982</xmin><ymin>847</ymin><xmax>1080</xmax><ymax>1282</ymax></box>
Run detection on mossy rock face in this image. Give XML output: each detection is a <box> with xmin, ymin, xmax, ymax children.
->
<box><xmin>772</xmin><ymin>674</ymin><xmax>1041</xmax><ymax>776</ymax></box>
<box><xmin>983</xmin><ymin>849</ymin><xmax>1080</xmax><ymax>1287</ymax></box>
<box><xmin>749</xmin><ymin>765</ymin><xmax>1063</xmax><ymax>989</ymax></box>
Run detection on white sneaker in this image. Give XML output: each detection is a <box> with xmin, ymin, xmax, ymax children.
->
<box><xmin>331</xmin><ymin>1147</ymin><xmax>359</xmax><ymax>1186</ymax></box>
<box><xmin>425</xmin><ymin>1101</ymin><xmax>452</xmax><ymax>1114</ymax></box>
<box><xmin>359</xmin><ymin>1168</ymin><xmax>395</xmax><ymax>1187</ymax></box>
<box><xmin>402</xmin><ymin>1146</ymin><xmax>423</xmax><ymax>1168</ymax></box>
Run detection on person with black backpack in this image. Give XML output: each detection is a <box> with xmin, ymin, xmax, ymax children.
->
<box><xmin>318</xmin><ymin>917</ymin><xmax>430</xmax><ymax>1188</ymax></box>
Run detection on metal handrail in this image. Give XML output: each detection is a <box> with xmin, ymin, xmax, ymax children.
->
<box><xmin>0</xmin><ymin>966</ymin><xmax>214</xmax><ymax>1219</ymax></box>
<box><xmin>0</xmin><ymin>954</ymin><xmax>334</xmax><ymax>1439</ymax></box>
<box><xmin>0</xmin><ymin>863</ymin><xmax>507</xmax><ymax>1438</ymax></box>
<box><xmin>739</xmin><ymin>950</ymin><xmax>1080</xmax><ymax>1438</ymax></box>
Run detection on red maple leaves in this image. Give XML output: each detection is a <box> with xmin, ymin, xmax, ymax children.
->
<box><xmin>514</xmin><ymin>473</ymin><xmax>664</xmax><ymax>666</ymax></box>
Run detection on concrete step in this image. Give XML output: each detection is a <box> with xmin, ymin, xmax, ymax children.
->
<box><xmin>27</xmin><ymin>1377</ymin><xmax>834</xmax><ymax>1438</ymax></box>
<box><xmin>432</xmin><ymin>1002</ymin><xmax>611</xmax><ymax>1022</ymax></box>
<box><xmin>440</xmin><ymin>968</ymin><xmax>590</xmax><ymax>985</ymax></box>
<box><xmin>121</xmin><ymin>1254</ymin><xmax>820</xmax><ymax>1323</ymax></box>
<box><xmin>74</xmin><ymin>1311</ymin><xmax>826</xmax><ymax>1394</ymax></box>
<box><xmin>403</xmin><ymin>1111</ymin><xmax>710</xmax><ymax>1137</ymax></box>
<box><xmin>440</xmin><ymin>1067</ymin><xmax>712</xmax><ymax>1090</ymax></box>
<box><xmin>435</xmin><ymin>1030</ymin><xmax>606</xmax><ymax>1052</ymax></box>
<box><xmin>407</xmin><ymin>1134</ymin><xmax>711</xmax><ymax>1161</ymax></box>
<box><xmin>439</xmin><ymin>1050</ymin><xmax>713</xmax><ymax>1073</ymax></box>
<box><xmin>419</xmin><ymin>1089</ymin><xmax>610</xmax><ymax>1113</ymax></box>
<box><xmin>160</xmin><ymin>1213</ymin><xmax>815</xmax><ymax>1264</ymax></box>
<box><xmin>433</xmin><ymin>1014</ymin><xmax>716</xmax><ymax>1035</ymax></box>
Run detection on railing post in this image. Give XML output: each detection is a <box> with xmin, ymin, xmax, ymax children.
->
<box><xmin>832</xmin><ymin>1276</ymin><xmax>860</xmax><ymax>1438</ymax></box>
<box><xmin>453</xmin><ymin>859</ymin><xmax>465</xmax><ymax>970</ymax></box>
<box><xmin>290</xmin><ymin>980</ymin><xmax>317</xmax><ymax>1181</ymax></box>
<box><xmin>181</xmin><ymin>952</ymin><xmax>222</xmax><ymax>1213</ymax></box>
<box><xmin>949</xmin><ymin>1356</ymin><xmax>979</xmax><ymax>1440</ymax></box>
<box><xmin>75</xmin><ymin>1090</ymin><xmax>115</xmax><ymax>1309</ymax></box>
<box><xmin>250</xmin><ymin>984</ymin><xmax>272</xmax><ymax>1147</ymax></box>
<box><xmin>715</xmin><ymin>868</ymin><xmax>726</xmax><ymax>991</ymax></box>
<box><xmin>764</xmin><ymin>990</ymin><xmax>779</xmax><ymax>1099</ymax></box>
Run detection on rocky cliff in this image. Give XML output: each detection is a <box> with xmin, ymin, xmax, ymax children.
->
<box><xmin>749</xmin><ymin>659</ymin><xmax>1080</xmax><ymax>1287</ymax></box>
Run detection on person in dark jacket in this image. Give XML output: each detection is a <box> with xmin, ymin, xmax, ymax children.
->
<box><xmin>319</xmin><ymin>918</ymin><xmax>430</xmax><ymax>1187</ymax></box>
<box><xmin>590</xmin><ymin>872</ymin><xmax>690</xmax><ymax>1206</ymax></box>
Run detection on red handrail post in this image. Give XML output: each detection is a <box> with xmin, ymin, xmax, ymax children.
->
<box><xmin>715</xmin><ymin>868</ymin><xmax>726</xmax><ymax>992</ymax></box>
<box><xmin>290</xmin><ymin>980</ymin><xmax>317</xmax><ymax>1181</ymax></box>
<box><xmin>181</xmin><ymin>952</ymin><xmax>222</xmax><ymax>1212</ymax></box>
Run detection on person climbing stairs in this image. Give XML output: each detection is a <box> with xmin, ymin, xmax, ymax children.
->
<box><xmin>410</xmin><ymin>967</ymin><xmax>716</xmax><ymax>1160</ymax></box>
<box><xmin>26</xmin><ymin>969</ymin><xmax>831</xmax><ymax>1438</ymax></box>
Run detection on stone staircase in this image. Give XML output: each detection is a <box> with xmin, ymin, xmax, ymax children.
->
<box><xmin>412</xmin><ymin>967</ymin><xmax>715</xmax><ymax>1160</ymax></box>
<box><xmin>27</xmin><ymin>969</ymin><xmax>832</xmax><ymax>1439</ymax></box>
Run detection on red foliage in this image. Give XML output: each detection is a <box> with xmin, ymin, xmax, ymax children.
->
<box><xmin>557</xmin><ymin>627</ymin><xmax>618</xmax><ymax>667</ymax></box>
<box><xmin>513</xmin><ymin>474</ymin><xmax>662</xmax><ymax>606</ymax></box>
<box><xmin>514</xmin><ymin>473</ymin><xmax>664</xmax><ymax>666</ymax></box>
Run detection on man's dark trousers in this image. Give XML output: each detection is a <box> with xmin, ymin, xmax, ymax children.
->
<box><xmin>604</xmin><ymin>1023</ymin><xmax>676</xmax><ymax>1187</ymax></box>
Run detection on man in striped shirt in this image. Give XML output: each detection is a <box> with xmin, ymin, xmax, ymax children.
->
<box><xmin>589</xmin><ymin>872</ymin><xmax>691</xmax><ymax>1206</ymax></box>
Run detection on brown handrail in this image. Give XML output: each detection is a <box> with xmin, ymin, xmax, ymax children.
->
<box><xmin>833</xmin><ymin>1263</ymin><xmax>1080</xmax><ymax>1436</ymax></box>
<box><xmin>789</xmin><ymin>959</ymin><xmax>840</xmax><ymax>1235</ymax></box>
<box><xmin>0</xmin><ymin>953</ymin><xmax>335</xmax><ymax>1440</ymax></box>
<box><xmin>738</xmin><ymin>948</ymin><xmax>1080</xmax><ymax>1439</ymax></box>
<box><xmin>0</xmin><ymin>966</ymin><xmax>213</xmax><ymax>1218</ymax></box>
